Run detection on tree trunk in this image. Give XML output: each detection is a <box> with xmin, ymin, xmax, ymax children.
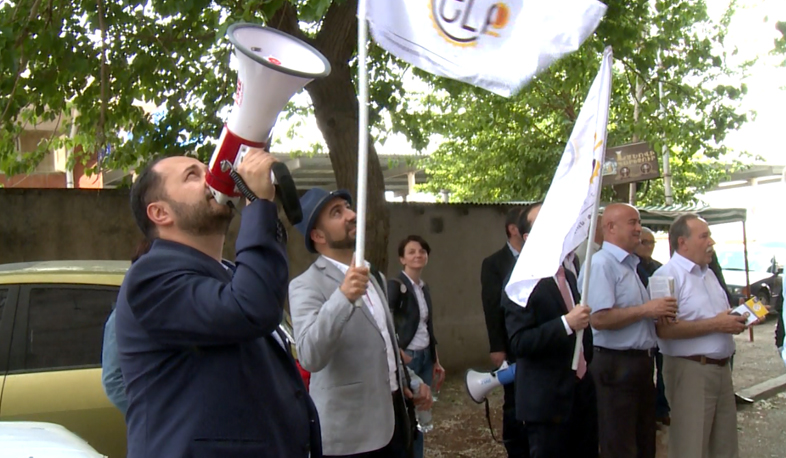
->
<box><xmin>306</xmin><ymin>68</ymin><xmax>391</xmax><ymax>271</ymax></box>
<box><xmin>270</xmin><ymin>0</ymin><xmax>390</xmax><ymax>271</ymax></box>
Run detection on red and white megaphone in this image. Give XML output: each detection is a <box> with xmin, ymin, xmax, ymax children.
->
<box><xmin>207</xmin><ymin>23</ymin><xmax>331</xmax><ymax>224</ymax></box>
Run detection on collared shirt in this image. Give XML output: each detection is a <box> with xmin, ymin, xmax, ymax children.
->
<box><xmin>402</xmin><ymin>271</ymin><xmax>430</xmax><ymax>351</ymax></box>
<box><xmin>653</xmin><ymin>252</ymin><xmax>735</xmax><ymax>359</ymax></box>
<box><xmin>579</xmin><ymin>241</ymin><xmax>657</xmax><ymax>350</ymax></box>
<box><xmin>638</xmin><ymin>256</ymin><xmax>663</xmax><ymax>277</ymax></box>
<box><xmin>564</xmin><ymin>252</ymin><xmax>578</xmax><ymax>278</ymax></box>
<box><xmin>507</xmin><ymin>241</ymin><xmax>520</xmax><ymax>258</ymax></box>
<box><xmin>325</xmin><ymin>257</ymin><xmax>399</xmax><ymax>391</ymax></box>
<box><xmin>557</xmin><ymin>260</ymin><xmax>578</xmax><ymax>336</ymax></box>
<box><xmin>576</xmin><ymin>239</ymin><xmax>602</xmax><ymax>267</ymax></box>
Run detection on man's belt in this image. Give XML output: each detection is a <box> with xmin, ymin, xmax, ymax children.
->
<box><xmin>678</xmin><ymin>355</ymin><xmax>730</xmax><ymax>367</ymax></box>
<box><xmin>594</xmin><ymin>346</ymin><xmax>656</xmax><ymax>357</ymax></box>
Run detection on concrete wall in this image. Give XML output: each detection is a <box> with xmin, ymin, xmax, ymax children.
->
<box><xmin>0</xmin><ymin>189</ymin><xmax>515</xmax><ymax>371</ymax></box>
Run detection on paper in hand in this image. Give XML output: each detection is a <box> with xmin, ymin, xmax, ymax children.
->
<box><xmin>648</xmin><ymin>276</ymin><xmax>675</xmax><ymax>300</ymax></box>
<box><xmin>731</xmin><ymin>297</ymin><xmax>768</xmax><ymax>326</ymax></box>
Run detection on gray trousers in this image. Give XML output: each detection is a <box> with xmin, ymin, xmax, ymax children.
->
<box><xmin>663</xmin><ymin>355</ymin><xmax>739</xmax><ymax>458</ymax></box>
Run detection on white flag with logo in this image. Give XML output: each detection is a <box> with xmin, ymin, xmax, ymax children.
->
<box><xmin>505</xmin><ymin>46</ymin><xmax>613</xmax><ymax>307</ymax></box>
<box><xmin>365</xmin><ymin>0</ymin><xmax>607</xmax><ymax>97</ymax></box>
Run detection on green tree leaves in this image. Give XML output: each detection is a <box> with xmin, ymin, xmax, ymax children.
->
<box><xmin>409</xmin><ymin>0</ymin><xmax>751</xmax><ymax>205</ymax></box>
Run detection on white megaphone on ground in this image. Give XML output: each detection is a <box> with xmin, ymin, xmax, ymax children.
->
<box><xmin>465</xmin><ymin>362</ymin><xmax>517</xmax><ymax>404</ymax></box>
<box><xmin>206</xmin><ymin>23</ymin><xmax>331</xmax><ymax>224</ymax></box>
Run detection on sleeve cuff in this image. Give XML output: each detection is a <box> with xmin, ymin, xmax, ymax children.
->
<box><xmin>561</xmin><ymin>316</ymin><xmax>574</xmax><ymax>335</ymax></box>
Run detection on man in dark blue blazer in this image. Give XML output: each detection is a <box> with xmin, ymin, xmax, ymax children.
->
<box><xmin>115</xmin><ymin>151</ymin><xmax>321</xmax><ymax>458</ymax></box>
<box><xmin>503</xmin><ymin>203</ymin><xmax>597</xmax><ymax>458</ymax></box>
<box><xmin>480</xmin><ymin>207</ymin><xmax>530</xmax><ymax>457</ymax></box>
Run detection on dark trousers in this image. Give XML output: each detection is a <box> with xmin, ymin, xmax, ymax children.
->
<box><xmin>527</xmin><ymin>375</ymin><xmax>599</xmax><ymax>458</ymax></box>
<box><xmin>592</xmin><ymin>348</ymin><xmax>656</xmax><ymax>458</ymax></box>
<box><xmin>326</xmin><ymin>390</ymin><xmax>410</xmax><ymax>458</ymax></box>
<box><xmin>503</xmin><ymin>382</ymin><xmax>530</xmax><ymax>457</ymax></box>
<box><xmin>655</xmin><ymin>349</ymin><xmax>670</xmax><ymax>418</ymax></box>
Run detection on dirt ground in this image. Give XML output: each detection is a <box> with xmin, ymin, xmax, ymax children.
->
<box><xmin>423</xmin><ymin>320</ymin><xmax>786</xmax><ymax>458</ymax></box>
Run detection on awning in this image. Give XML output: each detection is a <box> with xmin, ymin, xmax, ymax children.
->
<box><xmin>600</xmin><ymin>204</ymin><xmax>747</xmax><ymax>230</ymax></box>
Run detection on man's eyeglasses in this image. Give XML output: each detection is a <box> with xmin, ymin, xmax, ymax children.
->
<box><xmin>641</xmin><ymin>240</ymin><xmax>656</xmax><ymax>247</ymax></box>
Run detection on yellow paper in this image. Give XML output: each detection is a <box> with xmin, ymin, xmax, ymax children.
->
<box><xmin>744</xmin><ymin>297</ymin><xmax>769</xmax><ymax>320</ymax></box>
<box><xmin>731</xmin><ymin>297</ymin><xmax>769</xmax><ymax>326</ymax></box>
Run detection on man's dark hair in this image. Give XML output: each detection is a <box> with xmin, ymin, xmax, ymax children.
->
<box><xmin>517</xmin><ymin>202</ymin><xmax>544</xmax><ymax>236</ymax></box>
<box><xmin>130</xmin><ymin>157</ymin><xmax>166</xmax><ymax>240</ymax></box>
<box><xmin>398</xmin><ymin>235</ymin><xmax>431</xmax><ymax>258</ymax></box>
<box><xmin>668</xmin><ymin>213</ymin><xmax>700</xmax><ymax>255</ymax></box>
<box><xmin>131</xmin><ymin>238</ymin><xmax>152</xmax><ymax>264</ymax></box>
<box><xmin>504</xmin><ymin>207</ymin><xmax>524</xmax><ymax>238</ymax></box>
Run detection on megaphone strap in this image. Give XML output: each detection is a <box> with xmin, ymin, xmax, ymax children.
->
<box><xmin>228</xmin><ymin>166</ymin><xmax>258</xmax><ymax>203</ymax></box>
<box><xmin>225</xmin><ymin>168</ymin><xmax>286</xmax><ymax>244</ymax></box>
<box><xmin>484</xmin><ymin>398</ymin><xmax>508</xmax><ymax>445</ymax></box>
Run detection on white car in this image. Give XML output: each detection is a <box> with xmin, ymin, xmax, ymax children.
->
<box><xmin>0</xmin><ymin>421</ymin><xmax>105</xmax><ymax>458</ymax></box>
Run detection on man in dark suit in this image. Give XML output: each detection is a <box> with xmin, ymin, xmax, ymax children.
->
<box><xmin>115</xmin><ymin>151</ymin><xmax>320</xmax><ymax>458</ymax></box>
<box><xmin>634</xmin><ymin>226</ymin><xmax>669</xmax><ymax>426</ymax></box>
<box><xmin>503</xmin><ymin>203</ymin><xmax>597</xmax><ymax>457</ymax></box>
<box><xmin>709</xmin><ymin>251</ymin><xmax>732</xmax><ymax>305</ymax></box>
<box><xmin>480</xmin><ymin>207</ymin><xmax>529</xmax><ymax>457</ymax></box>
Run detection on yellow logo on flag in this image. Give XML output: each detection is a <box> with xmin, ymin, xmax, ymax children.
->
<box><xmin>430</xmin><ymin>0</ymin><xmax>511</xmax><ymax>47</ymax></box>
<box><xmin>590</xmin><ymin>159</ymin><xmax>600</xmax><ymax>184</ymax></box>
<box><xmin>589</xmin><ymin>135</ymin><xmax>603</xmax><ymax>184</ymax></box>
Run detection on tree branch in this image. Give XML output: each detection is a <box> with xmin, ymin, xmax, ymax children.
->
<box><xmin>620</xmin><ymin>58</ymin><xmax>686</xmax><ymax>123</ymax></box>
<box><xmin>529</xmin><ymin>121</ymin><xmax>562</xmax><ymax>146</ymax></box>
<box><xmin>268</xmin><ymin>1</ymin><xmax>310</xmax><ymax>44</ymax></box>
<box><xmin>531</xmin><ymin>83</ymin><xmax>569</xmax><ymax>120</ymax></box>
<box><xmin>42</xmin><ymin>111</ymin><xmax>63</xmax><ymax>157</ymax></box>
<box><xmin>2</xmin><ymin>0</ymin><xmax>43</xmax><ymax>123</ymax></box>
<box><xmin>96</xmin><ymin>0</ymin><xmax>108</xmax><ymax>149</ymax></box>
<box><xmin>314</xmin><ymin>0</ymin><xmax>358</xmax><ymax>62</ymax></box>
<box><xmin>14</xmin><ymin>0</ymin><xmax>43</xmax><ymax>48</ymax></box>
<box><xmin>619</xmin><ymin>58</ymin><xmax>654</xmax><ymax>90</ymax></box>
<box><xmin>45</xmin><ymin>0</ymin><xmax>54</xmax><ymax>26</ymax></box>
<box><xmin>139</xmin><ymin>31</ymin><xmax>218</xmax><ymax>46</ymax></box>
<box><xmin>1</xmin><ymin>55</ymin><xmax>27</xmax><ymax>123</ymax></box>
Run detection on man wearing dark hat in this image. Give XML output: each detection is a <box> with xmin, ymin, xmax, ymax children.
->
<box><xmin>289</xmin><ymin>188</ymin><xmax>432</xmax><ymax>458</ymax></box>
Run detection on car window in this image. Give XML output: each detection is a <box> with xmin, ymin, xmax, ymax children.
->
<box><xmin>0</xmin><ymin>288</ymin><xmax>7</xmax><ymax>324</ymax></box>
<box><xmin>716</xmin><ymin>249</ymin><xmax>771</xmax><ymax>272</ymax></box>
<box><xmin>23</xmin><ymin>286</ymin><xmax>117</xmax><ymax>371</ymax></box>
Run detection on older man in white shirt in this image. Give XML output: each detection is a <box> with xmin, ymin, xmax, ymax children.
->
<box><xmin>653</xmin><ymin>214</ymin><xmax>748</xmax><ymax>458</ymax></box>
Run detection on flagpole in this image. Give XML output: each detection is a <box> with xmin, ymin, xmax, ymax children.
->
<box><xmin>355</xmin><ymin>0</ymin><xmax>369</xmax><ymax>267</ymax></box>
<box><xmin>573</xmin><ymin>195</ymin><xmax>602</xmax><ymax>369</ymax></box>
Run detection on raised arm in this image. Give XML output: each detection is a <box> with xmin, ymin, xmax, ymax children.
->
<box><xmin>289</xmin><ymin>272</ymin><xmax>360</xmax><ymax>373</ymax></box>
<box><xmin>125</xmin><ymin>200</ymin><xmax>288</xmax><ymax>346</ymax></box>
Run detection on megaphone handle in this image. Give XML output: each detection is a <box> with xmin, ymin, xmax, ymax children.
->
<box><xmin>227</xmin><ymin>165</ymin><xmax>258</xmax><ymax>203</ymax></box>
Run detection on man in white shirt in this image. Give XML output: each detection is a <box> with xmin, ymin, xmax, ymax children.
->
<box><xmin>654</xmin><ymin>214</ymin><xmax>748</xmax><ymax>458</ymax></box>
<box><xmin>288</xmin><ymin>188</ymin><xmax>431</xmax><ymax>458</ymax></box>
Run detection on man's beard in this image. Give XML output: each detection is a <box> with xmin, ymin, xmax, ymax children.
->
<box><xmin>325</xmin><ymin>222</ymin><xmax>356</xmax><ymax>250</ymax></box>
<box><xmin>168</xmin><ymin>197</ymin><xmax>234</xmax><ymax>236</ymax></box>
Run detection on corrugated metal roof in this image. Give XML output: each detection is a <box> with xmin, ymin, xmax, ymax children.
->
<box><xmin>634</xmin><ymin>205</ymin><xmax>746</xmax><ymax>227</ymax></box>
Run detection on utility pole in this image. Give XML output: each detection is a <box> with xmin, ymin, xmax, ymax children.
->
<box><xmin>629</xmin><ymin>77</ymin><xmax>644</xmax><ymax>205</ymax></box>
<box><xmin>658</xmin><ymin>50</ymin><xmax>674</xmax><ymax>205</ymax></box>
